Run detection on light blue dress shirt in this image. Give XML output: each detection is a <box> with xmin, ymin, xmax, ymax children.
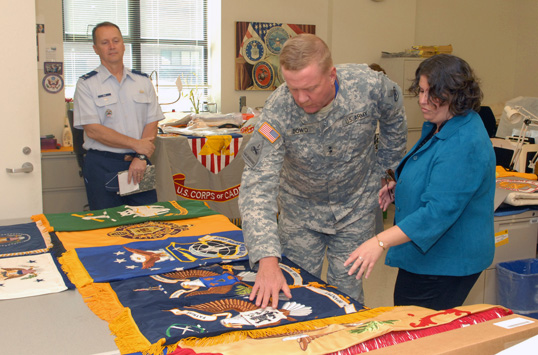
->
<box><xmin>74</xmin><ymin>64</ymin><xmax>163</xmax><ymax>153</ymax></box>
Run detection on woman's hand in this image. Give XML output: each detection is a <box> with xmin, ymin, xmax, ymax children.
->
<box><xmin>379</xmin><ymin>180</ymin><xmax>396</xmax><ymax>211</ymax></box>
<box><xmin>344</xmin><ymin>237</ymin><xmax>384</xmax><ymax>280</ymax></box>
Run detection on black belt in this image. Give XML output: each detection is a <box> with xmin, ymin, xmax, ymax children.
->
<box><xmin>87</xmin><ymin>149</ymin><xmax>136</xmax><ymax>161</ymax></box>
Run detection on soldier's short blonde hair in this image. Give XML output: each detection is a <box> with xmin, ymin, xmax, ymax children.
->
<box><xmin>279</xmin><ymin>34</ymin><xmax>333</xmax><ymax>74</ymax></box>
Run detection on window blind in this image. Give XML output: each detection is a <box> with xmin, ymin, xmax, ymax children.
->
<box><xmin>63</xmin><ymin>0</ymin><xmax>208</xmax><ymax>111</ymax></box>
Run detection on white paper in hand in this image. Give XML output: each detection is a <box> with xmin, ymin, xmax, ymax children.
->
<box><xmin>118</xmin><ymin>171</ymin><xmax>139</xmax><ymax>195</ymax></box>
<box><xmin>117</xmin><ymin>165</ymin><xmax>156</xmax><ymax>196</ymax></box>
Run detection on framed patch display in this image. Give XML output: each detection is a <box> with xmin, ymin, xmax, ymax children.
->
<box><xmin>235</xmin><ymin>21</ymin><xmax>315</xmax><ymax>91</ymax></box>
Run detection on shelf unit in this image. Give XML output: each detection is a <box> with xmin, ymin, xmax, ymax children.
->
<box><xmin>41</xmin><ymin>150</ymin><xmax>88</xmax><ymax>213</ymax></box>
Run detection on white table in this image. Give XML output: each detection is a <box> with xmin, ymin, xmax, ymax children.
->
<box><xmin>0</xmin><ymin>289</ymin><xmax>119</xmax><ymax>355</ymax></box>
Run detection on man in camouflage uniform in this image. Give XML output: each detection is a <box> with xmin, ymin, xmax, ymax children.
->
<box><xmin>238</xmin><ymin>34</ymin><xmax>407</xmax><ymax>308</ymax></box>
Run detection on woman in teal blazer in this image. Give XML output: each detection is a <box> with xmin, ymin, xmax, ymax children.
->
<box><xmin>345</xmin><ymin>54</ymin><xmax>496</xmax><ymax>310</ymax></box>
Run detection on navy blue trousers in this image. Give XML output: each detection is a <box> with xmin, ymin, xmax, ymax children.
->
<box><xmin>394</xmin><ymin>268</ymin><xmax>481</xmax><ymax>310</ymax></box>
<box><xmin>83</xmin><ymin>150</ymin><xmax>157</xmax><ymax>210</ymax></box>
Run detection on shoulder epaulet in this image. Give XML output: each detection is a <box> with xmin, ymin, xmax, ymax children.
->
<box><xmin>131</xmin><ymin>69</ymin><xmax>149</xmax><ymax>78</ymax></box>
<box><xmin>80</xmin><ymin>70</ymin><xmax>98</xmax><ymax>80</ymax></box>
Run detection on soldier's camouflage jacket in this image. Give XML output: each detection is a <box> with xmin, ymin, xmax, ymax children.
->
<box><xmin>239</xmin><ymin>63</ymin><xmax>408</xmax><ymax>267</ymax></box>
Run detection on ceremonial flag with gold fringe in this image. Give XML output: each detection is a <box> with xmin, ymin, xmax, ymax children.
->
<box><xmin>54</xmin><ymin>214</ymin><xmax>240</xmax><ymax>252</ymax></box>
<box><xmin>60</xmin><ymin>230</ymin><xmax>247</xmax><ymax>287</ymax></box>
<box><xmin>32</xmin><ymin>200</ymin><xmax>218</xmax><ymax>232</ymax></box>
<box><xmin>68</xmin><ymin>257</ymin><xmax>373</xmax><ymax>355</ymax></box>
<box><xmin>0</xmin><ymin>221</ymin><xmax>52</xmax><ymax>258</ymax></box>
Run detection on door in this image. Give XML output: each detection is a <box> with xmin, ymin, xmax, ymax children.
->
<box><xmin>0</xmin><ymin>0</ymin><xmax>42</xmax><ymax>224</ymax></box>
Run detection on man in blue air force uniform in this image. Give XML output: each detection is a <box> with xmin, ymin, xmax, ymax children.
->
<box><xmin>74</xmin><ymin>21</ymin><xmax>164</xmax><ymax>210</ymax></box>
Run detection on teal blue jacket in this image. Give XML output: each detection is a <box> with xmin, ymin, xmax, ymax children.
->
<box><xmin>385</xmin><ymin>110</ymin><xmax>495</xmax><ymax>276</ymax></box>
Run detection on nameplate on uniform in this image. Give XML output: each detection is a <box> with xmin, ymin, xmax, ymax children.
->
<box><xmin>288</xmin><ymin>125</ymin><xmax>317</xmax><ymax>135</ymax></box>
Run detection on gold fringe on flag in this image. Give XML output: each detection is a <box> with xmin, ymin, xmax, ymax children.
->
<box><xmin>109</xmin><ymin>306</ymin><xmax>393</xmax><ymax>355</ymax></box>
<box><xmin>77</xmin><ymin>282</ymin><xmax>125</xmax><ymax>322</ymax></box>
<box><xmin>110</xmin><ymin>308</ymin><xmax>160</xmax><ymax>355</ymax></box>
<box><xmin>36</xmin><ymin>219</ymin><xmax>54</xmax><ymax>250</ymax></box>
<box><xmin>58</xmin><ymin>249</ymin><xmax>94</xmax><ymax>288</ymax></box>
<box><xmin>32</xmin><ymin>213</ymin><xmax>53</xmax><ymax>231</ymax></box>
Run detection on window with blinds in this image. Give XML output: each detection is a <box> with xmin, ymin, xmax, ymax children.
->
<box><xmin>63</xmin><ymin>0</ymin><xmax>208</xmax><ymax>112</ymax></box>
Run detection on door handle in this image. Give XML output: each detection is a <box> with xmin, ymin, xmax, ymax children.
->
<box><xmin>6</xmin><ymin>162</ymin><xmax>34</xmax><ymax>174</ymax></box>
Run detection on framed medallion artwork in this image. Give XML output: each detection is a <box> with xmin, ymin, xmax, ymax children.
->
<box><xmin>42</xmin><ymin>74</ymin><xmax>64</xmax><ymax>94</ymax></box>
<box><xmin>235</xmin><ymin>22</ymin><xmax>316</xmax><ymax>91</ymax></box>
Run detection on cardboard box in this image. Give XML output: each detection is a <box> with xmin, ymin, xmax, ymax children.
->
<box><xmin>371</xmin><ymin>314</ymin><xmax>538</xmax><ymax>354</ymax></box>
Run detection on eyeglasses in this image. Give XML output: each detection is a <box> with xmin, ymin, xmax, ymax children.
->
<box><xmin>384</xmin><ymin>169</ymin><xmax>396</xmax><ymax>199</ymax></box>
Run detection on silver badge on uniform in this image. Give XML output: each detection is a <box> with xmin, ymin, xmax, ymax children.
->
<box><xmin>106</xmin><ymin>109</ymin><xmax>113</xmax><ymax>118</ymax></box>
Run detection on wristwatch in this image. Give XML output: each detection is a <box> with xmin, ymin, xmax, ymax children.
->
<box><xmin>375</xmin><ymin>235</ymin><xmax>386</xmax><ymax>250</ymax></box>
<box><xmin>135</xmin><ymin>153</ymin><xmax>148</xmax><ymax>161</ymax></box>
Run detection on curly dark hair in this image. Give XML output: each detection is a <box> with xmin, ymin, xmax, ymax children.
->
<box><xmin>408</xmin><ymin>54</ymin><xmax>483</xmax><ymax>116</ymax></box>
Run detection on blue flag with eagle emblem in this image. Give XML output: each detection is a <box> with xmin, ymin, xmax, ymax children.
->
<box><xmin>74</xmin><ymin>257</ymin><xmax>367</xmax><ymax>355</ymax></box>
<box><xmin>60</xmin><ymin>230</ymin><xmax>248</xmax><ymax>287</ymax></box>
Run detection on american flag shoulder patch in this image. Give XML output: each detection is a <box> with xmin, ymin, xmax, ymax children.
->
<box><xmin>258</xmin><ymin>122</ymin><xmax>280</xmax><ymax>143</ymax></box>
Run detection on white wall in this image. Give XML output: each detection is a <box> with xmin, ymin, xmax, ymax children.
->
<box><xmin>513</xmin><ymin>0</ymin><xmax>538</xmax><ymax>99</ymax></box>
<box><xmin>330</xmin><ymin>0</ymin><xmax>417</xmax><ymax>65</ymax></box>
<box><xmin>414</xmin><ymin>0</ymin><xmax>525</xmax><ymax>114</ymax></box>
<box><xmin>36</xmin><ymin>0</ymin><xmax>65</xmax><ymax>141</ymax></box>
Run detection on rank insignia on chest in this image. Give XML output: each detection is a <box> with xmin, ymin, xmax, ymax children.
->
<box><xmin>258</xmin><ymin>122</ymin><xmax>280</xmax><ymax>143</ymax></box>
<box><xmin>392</xmin><ymin>86</ymin><xmax>399</xmax><ymax>102</ymax></box>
